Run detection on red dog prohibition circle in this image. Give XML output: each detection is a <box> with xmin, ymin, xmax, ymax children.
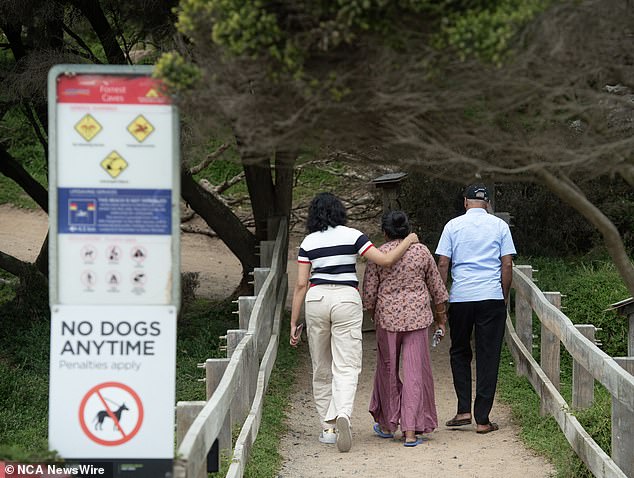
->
<box><xmin>79</xmin><ymin>381</ymin><xmax>144</xmax><ymax>446</ymax></box>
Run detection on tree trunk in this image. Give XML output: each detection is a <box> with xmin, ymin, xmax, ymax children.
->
<box><xmin>242</xmin><ymin>150</ymin><xmax>296</xmax><ymax>241</ymax></box>
<box><xmin>70</xmin><ymin>0</ymin><xmax>126</xmax><ymax>65</ymax></box>
<box><xmin>180</xmin><ymin>169</ymin><xmax>259</xmax><ymax>276</ymax></box>
<box><xmin>537</xmin><ymin>168</ymin><xmax>634</xmax><ymax>296</ymax></box>
<box><xmin>0</xmin><ymin>145</ymin><xmax>48</xmax><ymax>212</ymax></box>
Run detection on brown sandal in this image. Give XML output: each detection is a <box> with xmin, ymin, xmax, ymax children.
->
<box><xmin>446</xmin><ymin>416</ymin><xmax>472</xmax><ymax>427</ymax></box>
<box><xmin>476</xmin><ymin>422</ymin><xmax>499</xmax><ymax>434</ymax></box>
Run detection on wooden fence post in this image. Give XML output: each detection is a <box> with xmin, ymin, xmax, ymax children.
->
<box><xmin>205</xmin><ymin>358</ymin><xmax>232</xmax><ymax>471</ymax></box>
<box><xmin>259</xmin><ymin>241</ymin><xmax>275</xmax><ymax>268</ymax></box>
<box><xmin>237</xmin><ymin>296</ymin><xmax>256</xmax><ymax>330</ymax></box>
<box><xmin>540</xmin><ymin>292</ymin><xmax>562</xmax><ymax>416</ymax></box>
<box><xmin>253</xmin><ymin>267</ymin><xmax>270</xmax><ymax>295</ymax></box>
<box><xmin>572</xmin><ymin>325</ymin><xmax>595</xmax><ymax>409</ymax></box>
<box><xmin>612</xmin><ymin>358</ymin><xmax>634</xmax><ymax>477</ymax></box>
<box><xmin>514</xmin><ymin>265</ymin><xmax>534</xmax><ymax>370</ymax></box>
<box><xmin>176</xmin><ymin>401</ymin><xmax>207</xmax><ymax>478</ymax></box>
<box><xmin>226</xmin><ymin>329</ymin><xmax>247</xmax><ymax>358</ymax></box>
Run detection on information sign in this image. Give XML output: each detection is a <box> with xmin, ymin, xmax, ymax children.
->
<box><xmin>49</xmin><ymin>65</ymin><xmax>179</xmax><ymax>306</ymax></box>
<box><xmin>48</xmin><ymin>305</ymin><xmax>176</xmax><ymax>460</ymax></box>
<box><xmin>47</xmin><ymin>65</ymin><xmax>179</xmax><ymax>478</ymax></box>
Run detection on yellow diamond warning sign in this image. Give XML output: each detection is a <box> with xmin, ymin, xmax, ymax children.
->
<box><xmin>74</xmin><ymin>114</ymin><xmax>102</xmax><ymax>141</ymax></box>
<box><xmin>101</xmin><ymin>151</ymin><xmax>128</xmax><ymax>178</ymax></box>
<box><xmin>127</xmin><ymin>115</ymin><xmax>154</xmax><ymax>143</ymax></box>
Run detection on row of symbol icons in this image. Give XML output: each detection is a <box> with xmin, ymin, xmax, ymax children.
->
<box><xmin>81</xmin><ymin>270</ymin><xmax>147</xmax><ymax>289</ymax></box>
<box><xmin>81</xmin><ymin>245</ymin><xmax>147</xmax><ymax>264</ymax></box>
<box><xmin>74</xmin><ymin>113</ymin><xmax>155</xmax><ymax>179</ymax></box>
<box><xmin>75</xmin><ymin>113</ymin><xmax>155</xmax><ymax>143</ymax></box>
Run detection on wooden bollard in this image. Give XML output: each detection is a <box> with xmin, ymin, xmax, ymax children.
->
<box><xmin>205</xmin><ymin>358</ymin><xmax>232</xmax><ymax>472</ymax></box>
<box><xmin>540</xmin><ymin>292</ymin><xmax>562</xmax><ymax>416</ymax></box>
<box><xmin>253</xmin><ymin>267</ymin><xmax>270</xmax><ymax>295</ymax></box>
<box><xmin>572</xmin><ymin>325</ymin><xmax>595</xmax><ymax>409</ymax></box>
<box><xmin>175</xmin><ymin>401</ymin><xmax>207</xmax><ymax>478</ymax></box>
<box><xmin>612</xmin><ymin>357</ymin><xmax>634</xmax><ymax>477</ymax></box>
<box><xmin>514</xmin><ymin>265</ymin><xmax>534</xmax><ymax>371</ymax></box>
<box><xmin>237</xmin><ymin>296</ymin><xmax>256</xmax><ymax>330</ymax></box>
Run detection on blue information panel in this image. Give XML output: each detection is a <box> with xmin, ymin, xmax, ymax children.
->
<box><xmin>58</xmin><ymin>188</ymin><xmax>171</xmax><ymax>235</ymax></box>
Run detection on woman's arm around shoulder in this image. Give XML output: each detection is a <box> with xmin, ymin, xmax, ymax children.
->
<box><xmin>364</xmin><ymin>232</ymin><xmax>419</xmax><ymax>267</ymax></box>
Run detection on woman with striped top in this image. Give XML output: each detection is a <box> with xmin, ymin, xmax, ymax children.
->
<box><xmin>290</xmin><ymin>192</ymin><xmax>418</xmax><ymax>453</ymax></box>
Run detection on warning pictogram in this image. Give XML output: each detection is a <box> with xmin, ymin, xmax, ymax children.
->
<box><xmin>79</xmin><ymin>382</ymin><xmax>144</xmax><ymax>446</ymax></box>
<box><xmin>127</xmin><ymin>115</ymin><xmax>154</xmax><ymax>143</ymax></box>
<box><xmin>74</xmin><ymin>114</ymin><xmax>102</xmax><ymax>141</ymax></box>
<box><xmin>106</xmin><ymin>271</ymin><xmax>121</xmax><ymax>288</ymax></box>
<box><xmin>130</xmin><ymin>246</ymin><xmax>147</xmax><ymax>264</ymax></box>
<box><xmin>100</xmin><ymin>151</ymin><xmax>128</xmax><ymax>178</ymax></box>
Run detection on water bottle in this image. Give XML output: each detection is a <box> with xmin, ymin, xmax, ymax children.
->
<box><xmin>432</xmin><ymin>328</ymin><xmax>444</xmax><ymax>348</ymax></box>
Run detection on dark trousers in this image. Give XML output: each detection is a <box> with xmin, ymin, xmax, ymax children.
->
<box><xmin>448</xmin><ymin>300</ymin><xmax>507</xmax><ymax>425</ymax></box>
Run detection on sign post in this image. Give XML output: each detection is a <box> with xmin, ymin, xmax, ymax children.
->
<box><xmin>47</xmin><ymin>65</ymin><xmax>179</xmax><ymax>477</ymax></box>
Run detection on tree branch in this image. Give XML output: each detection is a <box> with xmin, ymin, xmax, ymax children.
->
<box><xmin>537</xmin><ymin>167</ymin><xmax>634</xmax><ymax>295</ymax></box>
<box><xmin>0</xmin><ymin>144</ymin><xmax>48</xmax><ymax>212</ymax></box>
<box><xmin>62</xmin><ymin>24</ymin><xmax>103</xmax><ymax>64</ymax></box>
<box><xmin>0</xmin><ymin>250</ymin><xmax>33</xmax><ymax>277</ymax></box>
<box><xmin>189</xmin><ymin>143</ymin><xmax>230</xmax><ymax>175</ymax></box>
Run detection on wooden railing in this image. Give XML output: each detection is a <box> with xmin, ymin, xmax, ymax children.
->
<box><xmin>173</xmin><ymin>218</ymin><xmax>289</xmax><ymax>478</ymax></box>
<box><xmin>508</xmin><ymin>265</ymin><xmax>634</xmax><ymax>478</ymax></box>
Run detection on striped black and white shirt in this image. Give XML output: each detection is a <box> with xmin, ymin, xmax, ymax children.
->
<box><xmin>298</xmin><ymin>225</ymin><xmax>374</xmax><ymax>287</ymax></box>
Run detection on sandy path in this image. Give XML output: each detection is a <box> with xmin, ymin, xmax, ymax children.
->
<box><xmin>278</xmin><ymin>330</ymin><xmax>554</xmax><ymax>477</ymax></box>
<box><xmin>0</xmin><ymin>204</ymin><xmax>554</xmax><ymax>477</ymax></box>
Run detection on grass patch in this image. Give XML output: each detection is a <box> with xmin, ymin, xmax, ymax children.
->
<box><xmin>243</xmin><ymin>315</ymin><xmax>296</xmax><ymax>478</ymax></box>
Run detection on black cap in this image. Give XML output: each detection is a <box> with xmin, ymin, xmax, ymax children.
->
<box><xmin>464</xmin><ymin>184</ymin><xmax>490</xmax><ymax>201</ymax></box>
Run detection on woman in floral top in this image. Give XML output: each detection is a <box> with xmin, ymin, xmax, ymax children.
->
<box><xmin>363</xmin><ymin>210</ymin><xmax>449</xmax><ymax>446</ymax></box>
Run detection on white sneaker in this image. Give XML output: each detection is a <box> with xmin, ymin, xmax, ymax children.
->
<box><xmin>336</xmin><ymin>415</ymin><xmax>352</xmax><ymax>452</ymax></box>
<box><xmin>319</xmin><ymin>428</ymin><xmax>337</xmax><ymax>444</ymax></box>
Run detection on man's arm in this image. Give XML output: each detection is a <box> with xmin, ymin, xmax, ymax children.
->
<box><xmin>501</xmin><ymin>254</ymin><xmax>513</xmax><ymax>304</ymax></box>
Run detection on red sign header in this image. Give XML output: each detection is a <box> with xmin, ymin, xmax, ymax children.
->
<box><xmin>57</xmin><ymin>74</ymin><xmax>171</xmax><ymax>105</ymax></box>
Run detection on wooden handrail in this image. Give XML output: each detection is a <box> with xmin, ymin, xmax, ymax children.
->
<box><xmin>510</xmin><ymin>266</ymin><xmax>634</xmax><ymax>478</ymax></box>
<box><xmin>174</xmin><ymin>218</ymin><xmax>288</xmax><ymax>478</ymax></box>
<box><xmin>513</xmin><ymin>268</ymin><xmax>634</xmax><ymax>413</ymax></box>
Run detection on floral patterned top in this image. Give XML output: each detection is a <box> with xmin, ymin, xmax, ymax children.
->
<box><xmin>362</xmin><ymin>241</ymin><xmax>449</xmax><ymax>332</ymax></box>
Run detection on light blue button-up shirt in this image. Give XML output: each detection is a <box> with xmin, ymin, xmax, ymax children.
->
<box><xmin>435</xmin><ymin>208</ymin><xmax>516</xmax><ymax>302</ymax></box>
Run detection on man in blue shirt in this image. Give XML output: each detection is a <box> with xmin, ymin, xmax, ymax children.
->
<box><xmin>436</xmin><ymin>184</ymin><xmax>516</xmax><ymax>434</ymax></box>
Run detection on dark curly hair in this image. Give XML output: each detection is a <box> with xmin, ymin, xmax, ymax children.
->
<box><xmin>381</xmin><ymin>210</ymin><xmax>411</xmax><ymax>240</ymax></box>
<box><xmin>306</xmin><ymin>192</ymin><xmax>348</xmax><ymax>233</ymax></box>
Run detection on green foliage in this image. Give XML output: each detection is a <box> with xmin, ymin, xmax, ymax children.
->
<box><xmin>436</xmin><ymin>0</ymin><xmax>552</xmax><ymax>64</ymax></box>
<box><xmin>154</xmin><ymin>51</ymin><xmax>202</xmax><ymax>94</ymax></box>
<box><xmin>172</xmin><ymin>0</ymin><xmax>550</xmax><ymax>84</ymax></box>
<box><xmin>498</xmin><ymin>347</ymin><xmax>591</xmax><ymax>477</ymax></box>
<box><xmin>524</xmin><ymin>257</ymin><xmax>629</xmax><ymax>357</ymax></box>
<box><xmin>242</xmin><ymin>315</ymin><xmax>297</xmax><ymax>478</ymax></box>
<box><xmin>0</xmin><ymin>109</ymin><xmax>47</xmax><ymax>208</ymax></box>
<box><xmin>176</xmin><ymin>299</ymin><xmax>238</xmax><ymax>401</ymax></box>
<box><xmin>0</xmin><ymin>297</ymin><xmax>52</xmax><ymax>459</ymax></box>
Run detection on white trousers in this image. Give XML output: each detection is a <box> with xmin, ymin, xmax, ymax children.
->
<box><xmin>305</xmin><ymin>284</ymin><xmax>363</xmax><ymax>429</ymax></box>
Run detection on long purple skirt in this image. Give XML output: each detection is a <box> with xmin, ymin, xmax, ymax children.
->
<box><xmin>369</xmin><ymin>325</ymin><xmax>438</xmax><ymax>434</ymax></box>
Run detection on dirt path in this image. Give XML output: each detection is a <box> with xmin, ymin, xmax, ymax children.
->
<box><xmin>0</xmin><ymin>205</ymin><xmax>555</xmax><ymax>477</ymax></box>
<box><xmin>278</xmin><ymin>330</ymin><xmax>554</xmax><ymax>478</ymax></box>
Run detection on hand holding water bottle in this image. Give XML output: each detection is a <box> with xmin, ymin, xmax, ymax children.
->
<box><xmin>432</xmin><ymin>328</ymin><xmax>444</xmax><ymax>347</ymax></box>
